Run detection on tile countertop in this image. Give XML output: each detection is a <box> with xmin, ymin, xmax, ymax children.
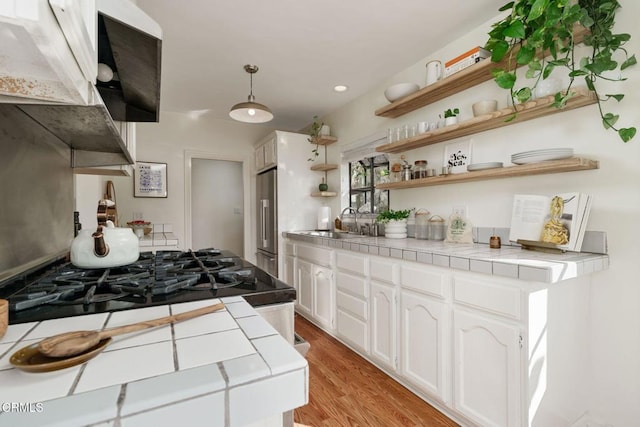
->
<box><xmin>0</xmin><ymin>298</ymin><xmax>308</xmax><ymax>427</ymax></box>
<box><xmin>283</xmin><ymin>231</ymin><xmax>609</xmax><ymax>284</ymax></box>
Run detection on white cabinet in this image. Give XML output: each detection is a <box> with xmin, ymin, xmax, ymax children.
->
<box><xmin>294</xmin><ymin>245</ymin><xmax>335</xmax><ymax>330</ymax></box>
<box><xmin>313</xmin><ymin>265</ymin><xmax>334</xmax><ymax>329</ymax></box>
<box><xmin>400</xmin><ymin>290</ymin><xmax>448</xmax><ymax>402</ymax></box>
<box><xmin>0</xmin><ymin>0</ymin><xmax>96</xmax><ymax>105</ymax></box>
<box><xmin>295</xmin><ymin>258</ymin><xmax>313</xmax><ymax>316</ymax></box>
<box><xmin>370</xmin><ymin>280</ymin><xmax>397</xmax><ymax>370</ymax></box>
<box><xmin>336</xmin><ymin>271</ymin><xmax>369</xmax><ymax>352</ymax></box>
<box><xmin>255</xmin><ymin>136</ymin><xmax>277</xmax><ymax>173</ymax></box>
<box><xmin>452</xmin><ymin>309</ymin><xmax>521</xmax><ymax>427</ymax></box>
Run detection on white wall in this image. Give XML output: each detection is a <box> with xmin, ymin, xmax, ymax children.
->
<box><xmin>98</xmin><ymin>111</ymin><xmax>274</xmax><ymax>260</ymax></box>
<box><xmin>319</xmin><ymin>3</ymin><xmax>640</xmax><ymax>425</ymax></box>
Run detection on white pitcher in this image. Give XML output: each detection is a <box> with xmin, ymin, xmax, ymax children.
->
<box><xmin>425</xmin><ymin>60</ymin><xmax>443</xmax><ymax>86</ymax></box>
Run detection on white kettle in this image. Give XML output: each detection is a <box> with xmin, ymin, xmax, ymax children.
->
<box><xmin>71</xmin><ymin>221</ymin><xmax>139</xmax><ymax>268</ymax></box>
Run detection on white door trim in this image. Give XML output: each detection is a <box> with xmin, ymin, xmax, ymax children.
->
<box><xmin>183</xmin><ymin>150</ymin><xmax>251</xmax><ymax>258</ymax></box>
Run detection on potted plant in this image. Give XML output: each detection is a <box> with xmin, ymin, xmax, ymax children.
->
<box><xmin>484</xmin><ymin>0</ymin><xmax>636</xmax><ymax>142</ymax></box>
<box><xmin>444</xmin><ymin>108</ymin><xmax>460</xmax><ymax>126</ymax></box>
<box><xmin>376</xmin><ymin>208</ymin><xmax>413</xmax><ymax>239</ymax></box>
<box><xmin>307</xmin><ymin>115</ymin><xmax>323</xmax><ymax>162</ymax></box>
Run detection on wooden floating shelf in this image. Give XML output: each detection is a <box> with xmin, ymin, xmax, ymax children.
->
<box><xmin>310</xmin><ymin>163</ymin><xmax>339</xmax><ymax>172</ymax></box>
<box><xmin>375</xmin><ymin>157</ymin><xmax>599</xmax><ymax>189</ymax></box>
<box><xmin>311</xmin><ymin>191</ymin><xmax>337</xmax><ymax>197</ymax></box>
<box><xmin>375</xmin><ymin>26</ymin><xmax>589</xmax><ymax>118</ymax></box>
<box><xmin>376</xmin><ymin>88</ymin><xmax>596</xmax><ymax>154</ymax></box>
<box><xmin>311</xmin><ymin>135</ymin><xmax>338</xmax><ymax>146</ymax></box>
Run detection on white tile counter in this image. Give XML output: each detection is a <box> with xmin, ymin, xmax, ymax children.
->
<box><xmin>0</xmin><ymin>298</ymin><xmax>308</xmax><ymax>427</ymax></box>
<box><xmin>284</xmin><ymin>231</ymin><xmax>609</xmax><ymax>283</ymax></box>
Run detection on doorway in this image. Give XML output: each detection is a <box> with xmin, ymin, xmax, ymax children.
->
<box><xmin>185</xmin><ymin>151</ymin><xmax>250</xmax><ymax>257</ymax></box>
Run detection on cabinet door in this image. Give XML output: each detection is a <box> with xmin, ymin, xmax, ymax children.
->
<box><xmin>255</xmin><ymin>145</ymin><xmax>265</xmax><ymax>172</ymax></box>
<box><xmin>313</xmin><ymin>265</ymin><xmax>334</xmax><ymax>330</ymax></box>
<box><xmin>370</xmin><ymin>281</ymin><xmax>397</xmax><ymax>370</ymax></box>
<box><xmin>283</xmin><ymin>255</ymin><xmax>295</xmax><ymax>289</ymax></box>
<box><xmin>263</xmin><ymin>138</ymin><xmax>277</xmax><ymax>169</ymax></box>
<box><xmin>296</xmin><ymin>259</ymin><xmax>313</xmax><ymax>316</ymax></box>
<box><xmin>400</xmin><ymin>289</ymin><xmax>448</xmax><ymax>401</ymax></box>
<box><xmin>453</xmin><ymin>309</ymin><xmax>521</xmax><ymax>427</ymax></box>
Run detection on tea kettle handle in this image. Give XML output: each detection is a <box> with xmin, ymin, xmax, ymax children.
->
<box><xmin>92</xmin><ymin>227</ymin><xmax>110</xmax><ymax>258</ymax></box>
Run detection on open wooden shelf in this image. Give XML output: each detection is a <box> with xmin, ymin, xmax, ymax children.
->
<box><xmin>375</xmin><ymin>26</ymin><xmax>589</xmax><ymax>119</ymax></box>
<box><xmin>310</xmin><ymin>163</ymin><xmax>339</xmax><ymax>172</ymax></box>
<box><xmin>375</xmin><ymin>157</ymin><xmax>599</xmax><ymax>189</ymax></box>
<box><xmin>375</xmin><ymin>88</ymin><xmax>596</xmax><ymax>154</ymax></box>
<box><xmin>311</xmin><ymin>191</ymin><xmax>337</xmax><ymax>197</ymax></box>
<box><xmin>311</xmin><ymin>135</ymin><xmax>338</xmax><ymax>146</ymax></box>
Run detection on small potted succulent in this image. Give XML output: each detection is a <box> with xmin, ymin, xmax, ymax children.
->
<box><xmin>444</xmin><ymin>108</ymin><xmax>460</xmax><ymax>126</ymax></box>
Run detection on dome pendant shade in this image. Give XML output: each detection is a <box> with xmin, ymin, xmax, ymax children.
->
<box><xmin>229</xmin><ymin>65</ymin><xmax>273</xmax><ymax>123</ymax></box>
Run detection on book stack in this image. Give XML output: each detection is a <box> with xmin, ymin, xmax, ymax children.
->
<box><xmin>444</xmin><ymin>46</ymin><xmax>491</xmax><ymax>78</ymax></box>
<box><xmin>509</xmin><ymin>192</ymin><xmax>593</xmax><ymax>252</ymax></box>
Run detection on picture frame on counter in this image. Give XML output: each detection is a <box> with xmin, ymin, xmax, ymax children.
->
<box><xmin>444</xmin><ymin>139</ymin><xmax>472</xmax><ymax>174</ymax></box>
<box><xmin>134</xmin><ymin>161</ymin><xmax>167</xmax><ymax>198</ymax></box>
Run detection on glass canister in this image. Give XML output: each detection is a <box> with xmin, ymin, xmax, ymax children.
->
<box><xmin>428</xmin><ymin>215</ymin><xmax>446</xmax><ymax>240</ymax></box>
<box><xmin>415</xmin><ymin>209</ymin><xmax>430</xmax><ymax>239</ymax></box>
<box><xmin>413</xmin><ymin>160</ymin><xmax>428</xmax><ymax>179</ymax></box>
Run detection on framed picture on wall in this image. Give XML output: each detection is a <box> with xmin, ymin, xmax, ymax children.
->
<box><xmin>444</xmin><ymin>139</ymin><xmax>472</xmax><ymax>174</ymax></box>
<box><xmin>134</xmin><ymin>161</ymin><xmax>168</xmax><ymax>198</ymax></box>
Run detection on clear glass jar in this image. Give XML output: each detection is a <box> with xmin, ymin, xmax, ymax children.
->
<box><xmin>413</xmin><ymin>160</ymin><xmax>428</xmax><ymax>179</ymax></box>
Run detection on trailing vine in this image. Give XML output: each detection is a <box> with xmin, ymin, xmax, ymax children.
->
<box><xmin>485</xmin><ymin>0</ymin><xmax>636</xmax><ymax>142</ymax></box>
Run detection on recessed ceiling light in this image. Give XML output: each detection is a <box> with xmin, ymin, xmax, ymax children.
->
<box><xmin>333</xmin><ymin>85</ymin><xmax>348</xmax><ymax>92</ymax></box>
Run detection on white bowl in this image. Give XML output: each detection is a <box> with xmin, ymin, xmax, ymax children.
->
<box><xmin>384</xmin><ymin>83</ymin><xmax>419</xmax><ymax>102</ymax></box>
<box><xmin>472</xmin><ymin>99</ymin><xmax>498</xmax><ymax>117</ymax></box>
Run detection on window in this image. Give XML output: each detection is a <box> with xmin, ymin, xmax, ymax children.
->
<box><xmin>349</xmin><ymin>154</ymin><xmax>389</xmax><ymax>213</ymax></box>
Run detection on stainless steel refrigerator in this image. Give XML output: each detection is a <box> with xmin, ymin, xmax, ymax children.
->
<box><xmin>256</xmin><ymin>168</ymin><xmax>278</xmax><ymax>276</ymax></box>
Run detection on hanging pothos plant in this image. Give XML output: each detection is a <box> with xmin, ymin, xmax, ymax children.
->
<box><xmin>485</xmin><ymin>0</ymin><xmax>637</xmax><ymax>142</ymax></box>
<box><xmin>307</xmin><ymin>115</ymin><xmax>323</xmax><ymax>161</ymax></box>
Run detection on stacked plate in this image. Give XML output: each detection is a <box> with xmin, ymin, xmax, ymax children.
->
<box><xmin>511</xmin><ymin>148</ymin><xmax>573</xmax><ymax>165</ymax></box>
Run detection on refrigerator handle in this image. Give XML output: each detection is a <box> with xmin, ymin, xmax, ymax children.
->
<box><xmin>261</xmin><ymin>199</ymin><xmax>269</xmax><ymax>248</ymax></box>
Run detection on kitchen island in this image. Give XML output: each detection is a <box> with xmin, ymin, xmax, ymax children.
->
<box><xmin>0</xmin><ymin>297</ymin><xmax>308</xmax><ymax>427</ymax></box>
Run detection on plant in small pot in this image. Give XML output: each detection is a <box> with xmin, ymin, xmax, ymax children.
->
<box><xmin>376</xmin><ymin>208</ymin><xmax>413</xmax><ymax>239</ymax></box>
<box><xmin>484</xmin><ymin>0</ymin><xmax>636</xmax><ymax>142</ymax></box>
<box><xmin>444</xmin><ymin>108</ymin><xmax>460</xmax><ymax>126</ymax></box>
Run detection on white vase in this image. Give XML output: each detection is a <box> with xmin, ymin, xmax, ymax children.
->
<box><xmin>384</xmin><ymin>219</ymin><xmax>407</xmax><ymax>239</ymax></box>
<box><xmin>444</xmin><ymin>116</ymin><xmax>458</xmax><ymax>126</ymax></box>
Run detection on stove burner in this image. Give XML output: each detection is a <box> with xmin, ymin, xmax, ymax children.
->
<box><xmin>1</xmin><ymin>248</ymin><xmax>293</xmax><ymax>323</ymax></box>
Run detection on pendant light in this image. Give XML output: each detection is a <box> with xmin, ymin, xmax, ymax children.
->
<box><xmin>229</xmin><ymin>64</ymin><xmax>273</xmax><ymax>123</ymax></box>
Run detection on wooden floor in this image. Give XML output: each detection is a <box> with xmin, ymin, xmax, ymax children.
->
<box><xmin>293</xmin><ymin>314</ymin><xmax>459</xmax><ymax>427</ymax></box>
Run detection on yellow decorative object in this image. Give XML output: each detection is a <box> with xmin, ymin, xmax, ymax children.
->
<box><xmin>541</xmin><ymin>196</ymin><xmax>569</xmax><ymax>245</ymax></box>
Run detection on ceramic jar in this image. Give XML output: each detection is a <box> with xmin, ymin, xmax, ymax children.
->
<box><xmin>384</xmin><ymin>219</ymin><xmax>407</xmax><ymax>239</ymax></box>
<box><xmin>428</xmin><ymin>215</ymin><xmax>446</xmax><ymax>240</ymax></box>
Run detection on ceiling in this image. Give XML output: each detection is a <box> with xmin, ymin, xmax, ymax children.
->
<box><xmin>136</xmin><ymin>0</ymin><xmax>505</xmax><ymax>131</ymax></box>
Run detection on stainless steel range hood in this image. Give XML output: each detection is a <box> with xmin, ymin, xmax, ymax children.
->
<box><xmin>1</xmin><ymin>0</ymin><xmax>162</xmax><ymax>169</ymax></box>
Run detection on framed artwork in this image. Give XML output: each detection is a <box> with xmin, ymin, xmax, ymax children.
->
<box><xmin>134</xmin><ymin>162</ymin><xmax>167</xmax><ymax>198</ymax></box>
<box><xmin>444</xmin><ymin>139</ymin><xmax>472</xmax><ymax>174</ymax></box>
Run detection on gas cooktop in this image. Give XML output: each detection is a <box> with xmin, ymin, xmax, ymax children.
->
<box><xmin>0</xmin><ymin>249</ymin><xmax>295</xmax><ymax>324</ymax></box>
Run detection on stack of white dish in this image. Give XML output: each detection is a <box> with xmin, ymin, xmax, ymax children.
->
<box><xmin>467</xmin><ymin>161</ymin><xmax>503</xmax><ymax>171</ymax></box>
<box><xmin>511</xmin><ymin>148</ymin><xmax>573</xmax><ymax>164</ymax></box>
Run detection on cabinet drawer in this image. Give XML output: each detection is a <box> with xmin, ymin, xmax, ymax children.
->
<box><xmin>337</xmin><ymin>309</ymin><xmax>369</xmax><ymax>353</ymax></box>
<box><xmin>336</xmin><ymin>252</ymin><xmax>367</xmax><ymax>275</ymax></box>
<box><xmin>453</xmin><ymin>276</ymin><xmax>522</xmax><ymax>320</ymax></box>
<box><xmin>401</xmin><ymin>264</ymin><xmax>447</xmax><ymax>298</ymax></box>
<box><xmin>337</xmin><ymin>290</ymin><xmax>367</xmax><ymax>320</ymax></box>
<box><xmin>370</xmin><ymin>257</ymin><xmax>399</xmax><ymax>284</ymax></box>
<box><xmin>336</xmin><ymin>272</ymin><xmax>367</xmax><ymax>298</ymax></box>
<box><xmin>297</xmin><ymin>244</ymin><xmax>332</xmax><ymax>267</ymax></box>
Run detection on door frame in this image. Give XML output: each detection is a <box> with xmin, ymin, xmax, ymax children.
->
<box><xmin>183</xmin><ymin>150</ymin><xmax>252</xmax><ymax>258</ymax></box>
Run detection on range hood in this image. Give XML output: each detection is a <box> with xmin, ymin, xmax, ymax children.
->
<box><xmin>1</xmin><ymin>0</ymin><xmax>162</xmax><ymax>169</ymax></box>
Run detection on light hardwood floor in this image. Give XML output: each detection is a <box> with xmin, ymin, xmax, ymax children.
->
<box><xmin>293</xmin><ymin>314</ymin><xmax>459</xmax><ymax>427</ymax></box>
